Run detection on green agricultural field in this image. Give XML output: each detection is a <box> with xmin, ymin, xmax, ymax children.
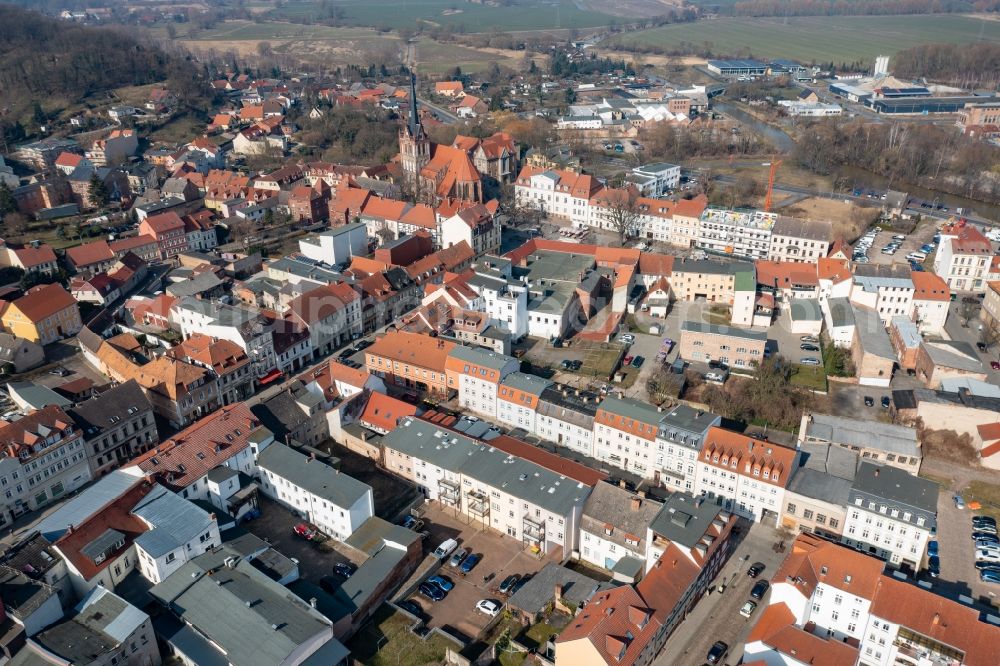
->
<box><xmin>617</xmin><ymin>15</ymin><xmax>1000</xmax><ymax>63</ymax></box>
<box><xmin>273</xmin><ymin>0</ymin><xmax>615</xmax><ymax>31</ymax></box>
<box><xmin>185</xmin><ymin>21</ymin><xmax>377</xmax><ymax>41</ymax></box>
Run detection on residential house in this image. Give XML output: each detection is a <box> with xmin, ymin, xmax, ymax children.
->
<box><xmin>131</xmin><ymin>487</ymin><xmax>221</xmax><ymax>585</ymax></box>
<box><xmin>166</xmin><ymin>334</ymin><xmax>253</xmax><ymax>405</ymax></box>
<box><xmin>496</xmin><ymin>372</ymin><xmax>552</xmax><ymax>433</ymax></box>
<box><xmin>0</xmin><ymin>333</ymin><xmax>44</xmax><ymax>374</ymax></box>
<box><xmin>781</xmin><ymin>441</ymin><xmax>856</xmax><ymax>540</ymax></box>
<box><xmin>694</xmin><ymin>427</ymin><xmax>799</xmax><ymax>524</ymax></box>
<box><xmin>286</xmin><ymin>282</ymin><xmax>362</xmax><ymax>359</ymax></box>
<box><xmin>536</xmin><ymin>383</ymin><xmax>599</xmax><ymax>457</ymax></box>
<box><xmin>656</xmin><ymin>404</ymin><xmax>720</xmax><ymax>493</ymax></box>
<box><xmin>842</xmin><ymin>462</ymin><xmax>937</xmax><ymax>569</ymax></box>
<box><xmin>257</xmin><ymin>443</ymin><xmax>373</xmax><ymax>541</ymax></box>
<box><xmin>0</xmin><ymin>284</ymin><xmax>82</xmax><ymax>345</ymax></box>
<box><xmin>933</xmin><ymin>222</ymin><xmax>993</xmax><ymax>292</ymax></box>
<box><xmin>365</xmin><ymin>330</ymin><xmax>455</xmax><ymax>398</ymax></box>
<box><xmin>798</xmin><ymin>412</ymin><xmax>920</xmax><ymax>473</ymax></box>
<box><xmin>67</xmin><ymin>380</ymin><xmax>157</xmax><ymax>478</ymax></box>
<box><xmin>678</xmin><ymin>321</ymin><xmax>767</xmax><ymax>368</ymax></box>
<box><xmin>767</xmin><ymin>217</ymin><xmax>832</xmax><ymax>263</ymax></box>
<box><xmin>0</xmin><ymin>241</ymin><xmax>59</xmax><ymax>277</ymax></box>
<box><xmin>444</xmin><ymin>345</ymin><xmax>519</xmax><ymax>418</ymax></box>
<box><xmin>593</xmin><ymin>396</ymin><xmax>665</xmax><ymax>479</ymax></box>
<box><xmin>0</xmin><ymin>405</ymin><xmax>92</xmax><ymax>526</ymax></box>
<box><xmin>138</xmin><ymin>212</ymin><xmax>188</xmax><ymax>259</ymax></box>
<box><xmin>579</xmin><ymin>482</ymin><xmax>661</xmax><ymax>575</ymax></box>
<box><xmin>910</xmin><ymin>270</ymin><xmax>950</xmax><ymax>335</ymax></box>
<box><xmin>915</xmin><ymin>339</ymin><xmax>987</xmax><ymax>388</ymax></box>
<box><xmin>440</xmin><ymin>201</ymin><xmax>501</xmax><ymax>256</ymax></box>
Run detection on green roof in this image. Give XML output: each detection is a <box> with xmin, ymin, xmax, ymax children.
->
<box><xmin>734</xmin><ymin>269</ymin><xmax>756</xmax><ymax>292</ymax></box>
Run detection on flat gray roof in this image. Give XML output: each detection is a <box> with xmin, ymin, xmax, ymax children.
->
<box><xmin>500</xmin><ymin>372</ymin><xmax>552</xmax><ymax>397</ymax></box>
<box><xmin>597</xmin><ymin>395</ymin><xmax>664</xmax><ymax>426</ymax></box>
<box><xmin>648</xmin><ymin>493</ymin><xmax>730</xmax><ymax>548</ymax></box>
<box><xmin>804</xmin><ymin>413</ymin><xmax>919</xmax><ymax>457</ymax></box>
<box><xmin>507</xmin><ymin>562</ymin><xmax>607</xmax><ymax>615</ymax></box>
<box><xmin>449</xmin><ymin>344</ymin><xmax>517</xmax><ymax>371</ymax></box>
<box><xmin>922</xmin><ymin>340</ymin><xmax>984</xmax><ymax>373</ymax></box>
<box><xmin>257</xmin><ymin>443</ymin><xmax>371</xmax><ymax>510</ymax></box>
<box><xmin>790</xmin><ymin>299</ymin><xmax>822</xmax><ymax>322</ymax></box>
<box><xmin>133</xmin><ymin>486</ymin><xmax>216</xmax><ymax>558</ymax></box>
<box><xmin>852</xmin><ymin>304</ymin><xmax>895</xmax><ymax>361</ymax></box>
<box><xmin>681</xmin><ymin>320</ymin><xmax>768</xmax><ymax>341</ymax></box>
<box><xmin>850</xmin><ymin>462</ymin><xmax>939</xmax><ymax>522</ymax></box>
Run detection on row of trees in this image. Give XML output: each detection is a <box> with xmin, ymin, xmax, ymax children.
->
<box><xmin>793</xmin><ymin>120</ymin><xmax>1000</xmax><ymax>202</ymax></box>
<box><xmin>893</xmin><ymin>43</ymin><xmax>1000</xmax><ymax>89</ymax></box>
<box><xmin>729</xmin><ymin>0</ymin><xmax>984</xmax><ymax>17</ymax></box>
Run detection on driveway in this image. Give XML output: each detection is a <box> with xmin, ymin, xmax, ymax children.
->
<box><xmin>653</xmin><ymin>520</ymin><xmax>789</xmax><ymax>666</ymax></box>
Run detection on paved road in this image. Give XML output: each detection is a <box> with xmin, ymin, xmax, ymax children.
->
<box><xmin>714</xmin><ymin>102</ymin><xmax>796</xmax><ymax>153</ymax></box>
<box><xmin>654</xmin><ymin>520</ymin><xmax>787</xmax><ymax>666</ymax></box>
<box><xmin>417</xmin><ymin>96</ymin><xmax>459</xmax><ymax>124</ymax></box>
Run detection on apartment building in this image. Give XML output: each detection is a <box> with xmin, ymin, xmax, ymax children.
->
<box><xmin>668</xmin><ymin>258</ymin><xmax>743</xmax><ymax>303</ymax></box>
<box><xmin>767</xmin><ymin>216</ymin><xmax>832</xmax><ymax>263</ymax></box>
<box><xmin>678</xmin><ymin>321</ymin><xmax>767</xmax><ymax>368</ymax></box>
<box><xmin>138</xmin><ymin>211</ymin><xmax>188</xmax><ymax>259</ymax></box>
<box><xmin>842</xmin><ymin>462</ymin><xmax>938</xmax><ymax>569</ymax></box>
<box><xmin>445</xmin><ymin>345</ymin><xmax>519</xmax><ymax>419</ymax></box>
<box><xmin>0</xmin><ymin>406</ymin><xmax>91</xmax><ymax>526</ymax></box>
<box><xmin>127</xmin><ymin>403</ymin><xmax>274</xmax><ymax>503</ymax></box>
<box><xmin>593</xmin><ymin>396</ymin><xmax>664</xmax><ymax>479</ymax></box>
<box><xmin>910</xmin><ymin>270</ymin><xmax>951</xmax><ymax>335</ymax></box>
<box><xmin>0</xmin><ymin>284</ymin><xmax>82</xmax><ymax>345</ymax></box>
<box><xmin>850</xmin><ymin>264</ymin><xmax>915</xmax><ymax>324</ymax></box>
<box><xmin>132</xmin><ymin>486</ymin><xmax>222</xmax><ymax>585</ymax></box>
<box><xmin>513</xmin><ymin>166</ymin><xmax>600</xmax><ymax>225</ymax></box>
<box><xmin>496</xmin><ymin>372</ymin><xmax>552</xmax><ymax>433</ymax></box>
<box><xmin>440</xmin><ymin>202</ymin><xmax>501</xmax><ymax>256</ymax></box>
<box><xmin>798</xmin><ymin>412</ymin><xmax>921</xmax><ymax>474</ymax></box>
<box><xmin>365</xmin><ymin>330</ymin><xmax>455</xmax><ymax>397</ymax></box>
<box><xmin>746</xmin><ymin>533</ymin><xmax>1000</xmax><ymax>666</ymax></box>
<box><xmin>166</xmin><ymin>333</ymin><xmax>253</xmax><ymax>405</ymax></box>
<box><xmin>780</xmin><ymin>441</ymin><xmax>856</xmax><ymax>540</ymax></box>
<box><xmin>67</xmin><ymin>380</ymin><xmax>157</xmax><ymax>478</ymax></box>
<box><xmin>171</xmin><ymin>298</ymin><xmax>279</xmax><ymax>381</ymax></box>
<box><xmin>383</xmin><ymin>417</ymin><xmax>592</xmax><ymax>554</ymax></box>
<box><xmin>694</xmin><ymin>427</ymin><xmax>799</xmax><ymax>524</ymax></box>
<box><xmin>257</xmin><ymin>443</ymin><xmax>374</xmax><ymax>541</ymax></box>
<box><xmin>579</xmin><ymin>482</ymin><xmax>661</xmax><ymax>573</ymax></box>
<box><xmin>697</xmin><ymin>207</ymin><xmax>776</xmax><ymax>260</ymax></box>
<box><xmin>657</xmin><ymin>404</ymin><xmax>720</xmax><ymax>492</ymax></box>
<box><xmin>933</xmin><ymin>222</ymin><xmax>993</xmax><ymax>292</ymax></box>
<box><xmin>536</xmin><ymin>384</ymin><xmax>599</xmax><ymax>457</ymax></box>
<box><xmin>285</xmin><ymin>282</ymin><xmax>363</xmax><ymax>358</ymax></box>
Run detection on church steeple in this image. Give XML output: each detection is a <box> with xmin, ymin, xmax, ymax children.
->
<box><xmin>407</xmin><ymin>70</ymin><xmax>421</xmax><ymax>138</ymax></box>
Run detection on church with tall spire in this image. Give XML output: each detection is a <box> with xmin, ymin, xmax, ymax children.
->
<box><xmin>397</xmin><ymin>70</ymin><xmax>518</xmax><ymax>205</ymax></box>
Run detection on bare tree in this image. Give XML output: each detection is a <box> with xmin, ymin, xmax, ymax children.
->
<box><xmin>603</xmin><ymin>187</ymin><xmax>641</xmax><ymax>247</ymax></box>
<box><xmin>958</xmin><ymin>299</ymin><xmax>979</xmax><ymax>328</ymax></box>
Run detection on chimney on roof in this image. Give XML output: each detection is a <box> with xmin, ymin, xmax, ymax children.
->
<box><xmin>874</xmin><ymin>468</ymin><xmax>880</xmax><ymax>477</ymax></box>
<box><xmin>932</xmin><ymin>613</ymin><xmax>940</xmax><ymax>625</ymax></box>
<box><xmin>630</xmin><ymin>497</ymin><xmax>641</xmax><ymax>512</ymax></box>
<box><xmin>554</xmin><ymin>583</ymin><xmax>563</xmax><ymax>604</ymax></box>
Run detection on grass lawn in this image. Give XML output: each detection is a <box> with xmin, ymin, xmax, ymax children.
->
<box><xmin>523</xmin><ymin>622</ymin><xmax>559</xmax><ymax>649</ymax></box>
<box><xmin>578</xmin><ymin>341</ymin><xmax>626</xmax><ymax>380</ymax></box>
<box><xmin>615</xmin><ymin>15</ymin><xmax>1000</xmax><ymax>63</ymax></box>
<box><xmin>498</xmin><ymin>651</ymin><xmax>526</xmax><ymax>666</ymax></box>
<box><xmin>790</xmin><ymin>365</ymin><xmax>828</xmax><ymax>392</ymax></box>
<box><xmin>347</xmin><ymin>605</ymin><xmax>456</xmax><ymax>666</ymax></box>
<box><xmin>272</xmin><ymin>0</ymin><xmax>614</xmax><ymax>31</ymax></box>
<box><xmin>919</xmin><ymin>471</ymin><xmax>954</xmax><ymax>490</ymax></box>
<box><xmin>962</xmin><ymin>481</ymin><xmax>1000</xmax><ymax>522</ymax></box>
<box><xmin>147</xmin><ymin>113</ymin><xmax>208</xmax><ymax>146</ymax></box>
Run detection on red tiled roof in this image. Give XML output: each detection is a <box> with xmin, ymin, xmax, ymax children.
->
<box><xmin>701</xmin><ymin>427</ymin><xmax>797</xmax><ymax>487</ymax></box>
<box><xmin>65</xmin><ymin>240</ymin><xmax>114</xmax><ymax>268</ymax></box>
<box><xmin>489</xmin><ymin>435</ymin><xmax>606</xmax><ymax>487</ymax></box>
<box><xmin>771</xmin><ymin>533</ymin><xmax>883</xmax><ymax>602</ymax></box>
<box><xmin>53</xmin><ymin>481</ymin><xmax>154</xmax><ymax>582</ymax></box>
<box><xmin>110</xmin><ymin>234</ymin><xmax>157</xmax><ymax>254</ymax></box>
<box><xmin>168</xmin><ymin>333</ymin><xmax>249</xmax><ymax>375</ymax></box>
<box><xmin>130</xmin><ymin>403</ymin><xmax>262</xmax><ymax>490</ymax></box>
<box><xmin>12</xmin><ymin>244</ymin><xmax>57</xmax><ymax>268</ymax></box>
<box><xmin>141</xmin><ymin>211</ymin><xmax>185</xmax><ymax>235</ymax></box>
<box><xmin>8</xmin><ymin>283</ymin><xmax>77</xmax><ymax>323</ymax></box>
<box><xmin>366</xmin><ymin>331</ymin><xmax>454</xmax><ymax>373</ymax></box>
<box><xmin>911</xmin><ymin>270</ymin><xmax>951</xmax><ymax>302</ymax></box>
<box><xmin>0</xmin><ymin>405</ymin><xmax>79</xmax><ymax>460</ymax></box>
<box><xmin>360</xmin><ymin>392</ymin><xmax>417</xmax><ymax>433</ymax></box>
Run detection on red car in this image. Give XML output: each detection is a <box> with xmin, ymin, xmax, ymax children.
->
<box><xmin>293</xmin><ymin>523</ymin><xmax>318</xmax><ymax>540</ymax></box>
<box><xmin>623</xmin><ymin>355</ymin><xmax>634</xmax><ymax>366</ymax></box>
<box><xmin>992</xmin><ymin>361</ymin><xmax>1000</xmax><ymax>370</ymax></box>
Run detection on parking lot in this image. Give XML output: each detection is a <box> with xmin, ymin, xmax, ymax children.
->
<box><xmin>766</xmin><ymin>310</ymin><xmax>822</xmax><ymax>366</ymax></box>
<box><xmin>653</xmin><ymin>520</ymin><xmax>789</xmax><ymax>666</ymax></box>
<box><xmin>933</xmin><ymin>490</ymin><xmax>999</xmax><ymax>605</ymax></box>
<box><xmin>244</xmin><ymin>496</ymin><xmax>359</xmax><ymax>582</ymax></box>
<box><xmin>405</xmin><ymin>504</ymin><xmax>552</xmax><ymax>641</ymax></box>
<box><xmin>853</xmin><ymin>220</ymin><xmax>937</xmax><ymax>268</ymax></box>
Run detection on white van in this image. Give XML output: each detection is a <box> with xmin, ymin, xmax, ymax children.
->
<box><xmin>907</xmin><ymin>252</ymin><xmax>927</xmax><ymax>262</ymax></box>
<box><xmin>433</xmin><ymin>538</ymin><xmax>458</xmax><ymax>559</ymax></box>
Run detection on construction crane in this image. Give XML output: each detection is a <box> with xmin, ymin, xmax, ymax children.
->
<box><xmin>764</xmin><ymin>158</ymin><xmax>783</xmax><ymax>213</ymax></box>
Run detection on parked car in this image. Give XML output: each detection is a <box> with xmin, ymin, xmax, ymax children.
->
<box><xmin>976</xmin><ymin>539</ymin><xmax>1000</xmax><ymax>550</ymax></box>
<box><xmin>427</xmin><ymin>575</ymin><xmax>454</xmax><ymax>592</ymax></box>
<box><xmin>980</xmin><ymin>570</ymin><xmax>1000</xmax><ymax>584</ymax></box>
<box><xmin>750</xmin><ymin>580</ymin><xmax>770</xmax><ymax>600</ymax></box>
<box><xmin>974</xmin><ymin>560</ymin><xmax>1000</xmax><ymax>570</ymax></box>
<box><xmin>293</xmin><ymin>523</ymin><xmax>318</xmax><ymax>540</ymax></box>
<box><xmin>864</xmin><ymin>396</ymin><xmax>875</xmax><ymax>407</ymax></box>
<box><xmin>623</xmin><ymin>355</ymin><xmax>634</xmax><ymax>366</ymax></box>
<box><xmin>953</xmin><ymin>495</ymin><xmax>966</xmax><ymax>509</ymax></box>
<box><xmin>510</xmin><ymin>574</ymin><xmax>532</xmax><ymax>595</ymax></box>
<box><xmin>419</xmin><ymin>581</ymin><xmax>446</xmax><ymax>601</ymax></box>
<box><xmin>48</xmin><ymin>366</ymin><xmax>69</xmax><ymax>376</ymax></box>
<box><xmin>881</xmin><ymin>396</ymin><xmax>891</xmax><ymax>409</ymax></box>
<box><xmin>928</xmin><ymin>556</ymin><xmax>940</xmax><ymax>578</ymax></box>
<box><xmin>434</xmin><ymin>538</ymin><xmax>459</xmax><ymax>559</ymax></box>
<box><xmin>992</xmin><ymin>361</ymin><xmax>1000</xmax><ymax>370</ymax></box>
<box><xmin>705</xmin><ymin>371</ymin><xmax>727</xmax><ymax>382</ymax></box>
<box><xmin>800</xmin><ymin>343</ymin><xmax>820</xmax><ymax>352</ymax></box>
<box><xmin>927</xmin><ymin>541</ymin><xmax>939</xmax><ymax>557</ymax></box>
<box><xmin>460</xmin><ymin>553</ymin><xmax>482</xmax><ymax>574</ymax></box>
<box><xmin>747</xmin><ymin>562</ymin><xmax>766</xmax><ymax>578</ymax></box>
<box><xmin>499</xmin><ymin>574</ymin><xmax>521</xmax><ymax>595</ymax></box>
<box><xmin>398</xmin><ymin>599</ymin><xmax>423</xmax><ymax>616</ymax></box>
<box><xmin>800</xmin><ymin>357</ymin><xmax>821</xmax><ymax>366</ymax></box>
<box><xmin>972</xmin><ymin>531</ymin><xmax>999</xmax><ymax>541</ymax></box>
<box><xmin>739</xmin><ymin>600</ymin><xmax>757</xmax><ymax>618</ymax></box>
<box><xmin>799</xmin><ymin>335</ymin><xmax>819</xmax><ymax>343</ymax></box>
<box><xmin>448</xmin><ymin>547</ymin><xmax>470</xmax><ymax>567</ymax></box>
<box><xmin>476</xmin><ymin>599</ymin><xmax>501</xmax><ymax>617</ymax></box>
<box><xmin>973</xmin><ymin>515</ymin><xmax>996</xmax><ymax>527</ymax></box>
<box><xmin>333</xmin><ymin>562</ymin><xmax>356</xmax><ymax>578</ymax></box>
<box><xmin>707</xmin><ymin>641</ymin><xmax>729</xmax><ymax>664</ymax></box>
<box><xmin>618</xmin><ymin>334</ymin><xmax>635</xmax><ymax>344</ymax></box>
<box><xmin>631</xmin><ymin>355</ymin><xmax>645</xmax><ymax>368</ymax></box>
